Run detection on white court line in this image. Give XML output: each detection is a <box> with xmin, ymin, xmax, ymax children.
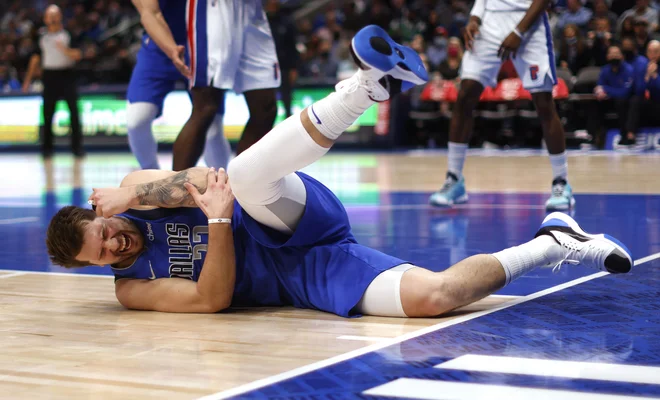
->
<box><xmin>0</xmin><ymin>269</ymin><xmax>113</xmax><ymax>279</ymax></box>
<box><xmin>437</xmin><ymin>354</ymin><xmax>660</xmax><ymax>385</ymax></box>
<box><xmin>200</xmin><ymin>252</ymin><xmax>660</xmax><ymax>400</ymax></box>
<box><xmin>0</xmin><ymin>272</ymin><xmax>26</xmax><ymax>279</ymax></box>
<box><xmin>363</xmin><ymin>379</ymin><xmax>654</xmax><ymax>400</ymax></box>
<box><xmin>337</xmin><ymin>335</ymin><xmax>389</xmax><ymax>342</ymax></box>
<box><xmin>634</xmin><ymin>252</ymin><xmax>660</xmax><ymax>266</ymax></box>
<box><xmin>345</xmin><ymin>203</ymin><xmax>546</xmax><ymax>211</ymax></box>
<box><xmin>0</xmin><ymin>216</ymin><xmax>39</xmax><ymax>225</ymax></box>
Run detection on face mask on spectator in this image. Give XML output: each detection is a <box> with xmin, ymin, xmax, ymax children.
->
<box><xmin>623</xmin><ymin>50</ymin><xmax>636</xmax><ymax>61</ymax></box>
<box><xmin>447</xmin><ymin>47</ymin><xmax>459</xmax><ymax>57</ymax></box>
<box><xmin>433</xmin><ymin>37</ymin><xmax>447</xmax><ymax>48</ymax></box>
<box><xmin>609</xmin><ymin>58</ymin><xmax>622</xmax><ymax>67</ymax></box>
<box><xmin>566</xmin><ymin>37</ymin><xmax>578</xmax><ymax>45</ymax></box>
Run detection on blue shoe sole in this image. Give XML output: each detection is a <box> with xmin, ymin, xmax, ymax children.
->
<box><xmin>351</xmin><ymin>25</ymin><xmax>428</xmax><ymax>87</ymax></box>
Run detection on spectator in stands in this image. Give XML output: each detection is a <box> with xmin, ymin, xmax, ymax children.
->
<box><xmin>589</xmin><ymin>45</ymin><xmax>634</xmax><ymax>148</ymax></box>
<box><xmin>643</xmin><ymin>40</ymin><xmax>660</xmax><ymax>120</ymax></box>
<box><xmin>556</xmin><ymin>0</ymin><xmax>593</xmax><ymax>33</ymax></box>
<box><xmin>558</xmin><ymin>24</ymin><xmax>592</xmax><ymax>74</ymax></box>
<box><xmin>618</xmin><ymin>0</ymin><xmax>659</xmax><ymax>32</ymax></box>
<box><xmin>303</xmin><ymin>39</ymin><xmax>338</xmax><ymax>80</ymax></box>
<box><xmin>587</xmin><ymin>18</ymin><xmax>613</xmax><ymax>66</ymax></box>
<box><xmin>0</xmin><ymin>63</ymin><xmax>20</xmax><ymax>92</ymax></box>
<box><xmin>620</xmin><ymin>36</ymin><xmax>649</xmax><ymax>145</ymax></box>
<box><xmin>619</xmin><ymin>16</ymin><xmax>636</xmax><ymax>39</ymax></box>
<box><xmin>646</xmin><ymin>40</ymin><xmax>660</xmax><ymax>99</ymax></box>
<box><xmin>633</xmin><ymin>18</ymin><xmax>652</xmax><ymax>53</ymax></box>
<box><xmin>341</xmin><ymin>3</ymin><xmax>364</xmax><ymax>35</ymax></box>
<box><xmin>437</xmin><ymin>37</ymin><xmax>462</xmax><ymax>81</ymax></box>
<box><xmin>591</xmin><ymin>0</ymin><xmax>618</xmax><ymax>32</ymax></box>
<box><xmin>425</xmin><ymin>27</ymin><xmax>448</xmax><ymax>70</ymax></box>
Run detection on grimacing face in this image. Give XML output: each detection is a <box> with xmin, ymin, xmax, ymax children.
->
<box><xmin>75</xmin><ymin>216</ymin><xmax>144</xmax><ymax>266</ymax></box>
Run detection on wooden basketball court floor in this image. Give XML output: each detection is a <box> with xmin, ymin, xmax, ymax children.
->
<box><xmin>0</xmin><ymin>150</ymin><xmax>659</xmax><ymax>399</ymax></box>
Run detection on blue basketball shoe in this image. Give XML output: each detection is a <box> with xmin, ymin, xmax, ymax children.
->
<box><xmin>545</xmin><ymin>177</ymin><xmax>576</xmax><ymax>211</ymax></box>
<box><xmin>338</xmin><ymin>25</ymin><xmax>428</xmax><ymax>102</ymax></box>
<box><xmin>429</xmin><ymin>173</ymin><xmax>468</xmax><ymax>207</ymax></box>
<box><xmin>535</xmin><ymin>212</ymin><xmax>633</xmax><ymax>274</ymax></box>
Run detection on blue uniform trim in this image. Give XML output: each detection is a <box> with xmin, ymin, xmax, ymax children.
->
<box><xmin>194</xmin><ymin>0</ymin><xmax>208</xmax><ymax>87</ymax></box>
<box><xmin>542</xmin><ymin>12</ymin><xmax>557</xmax><ymax>84</ymax></box>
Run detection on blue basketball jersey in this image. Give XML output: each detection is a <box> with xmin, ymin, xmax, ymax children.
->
<box><xmin>112</xmin><ymin>173</ymin><xmax>407</xmax><ymax>317</ymax></box>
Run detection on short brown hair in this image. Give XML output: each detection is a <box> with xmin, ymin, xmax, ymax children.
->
<box><xmin>46</xmin><ymin>206</ymin><xmax>96</xmax><ymax>268</ymax></box>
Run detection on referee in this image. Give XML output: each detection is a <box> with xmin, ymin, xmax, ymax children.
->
<box><xmin>23</xmin><ymin>5</ymin><xmax>84</xmax><ymax>158</ymax></box>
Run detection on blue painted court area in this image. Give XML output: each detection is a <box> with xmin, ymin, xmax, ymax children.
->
<box><xmin>1</xmin><ymin>182</ymin><xmax>659</xmax><ymax>399</ymax></box>
<box><xmin>222</xmin><ymin>258</ymin><xmax>660</xmax><ymax>399</ymax></box>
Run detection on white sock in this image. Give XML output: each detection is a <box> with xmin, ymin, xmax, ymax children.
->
<box><xmin>549</xmin><ymin>152</ymin><xmax>568</xmax><ymax>180</ymax></box>
<box><xmin>492</xmin><ymin>235</ymin><xmax>563</xmax><ymax>285</ymax></box>
<box><xmin>447</xmin><ymin>142</ymin><xmax>468</xmax><ymax>179</ymax></box>
<box><xmin>306</xmin><ymin>70</ymin><xmax>375</xmax><ymax>141</ymax></box>
<box><xmin>203</xmin><ymin>114</ymin><xmax>232</xmax><ymax>169</ymax></box>
<box><xmin>127</xmin><ymin>102</ymin><xmax>160</xmax><ymax>169</ymax></box>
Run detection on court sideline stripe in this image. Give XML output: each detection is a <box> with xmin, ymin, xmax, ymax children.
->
<box><xmin>0</xmin><ymin>272</ymin><xmax>26</xmax><ymax>279</ymax></box>
<box><xmin>0</xmin><ymin>217</ymin><xmax>39</xmax><ymax>225</ymax></box>
<box><xmin>199</xmin><ymin>252</ymin><xmax>660</xmax><ymax>400</ymax></box>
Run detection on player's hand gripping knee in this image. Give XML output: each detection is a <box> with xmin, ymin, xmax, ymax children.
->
<box><xmin>498</xmin><ymin>32</ymin><xmax>522</xmax><ymax>60</ymax></box>
<box><xmin>184</xmin><ymin>168</ymin><xmax>234</xmax><ymax>219</ymax></box>
<box><xmin>88</xmin><ymin>186</ymin><xmax>135</xmax><ymax>218</ymax></box>
<box><xmin>463</xmin><ymin>17</ymin><xmax>481</xmax><ymax>51</ymax></box>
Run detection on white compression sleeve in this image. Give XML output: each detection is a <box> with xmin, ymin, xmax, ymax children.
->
<box><xmin>203</xmin><ymin>114</ymin><xmax>231</xmax><ymax>169</ymax></box>
<box><xmin>127</xmin><ymin>102</ymin><xmax>160</xmax><ymax>169</ymax></box>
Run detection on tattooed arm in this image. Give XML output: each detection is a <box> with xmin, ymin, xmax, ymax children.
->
<box><xmin>89</xmin><ymin>167</ymin><xmax>215</xmax><ymax>218</ymax></box>
<box><xmin>129</xmin><ymin>167</ymin><xmax>210</xmax><ymax>208</ymax></box>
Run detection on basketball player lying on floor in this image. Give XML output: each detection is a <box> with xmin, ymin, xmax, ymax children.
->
<box><xmin>46</xmin><ymin>26</ymin><xmax>633</xmax><ymax>318</ymax></box>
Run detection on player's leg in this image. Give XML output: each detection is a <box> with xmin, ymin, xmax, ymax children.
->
<box><xmin>203</xmin><ymin>104</ymin><xmax>232</xmax><ymax>169</ymax></box>
<box><xmin>236</xmin><ymin>88</ymin><xmax>278</xmax><ymax>154</ymax></box>
<box><xmin>228</xmin><ymin>24</ymin><xmax>427</xmax><ymax>233</ymax></box>
<box><xmin>127</xmin><ymin>103</ymin><xmax>160</xmax><ymax>169</ymax></box>
<box><xmin>429</xmin><ymin>15</ymin><xmax>502</xmax><ymax>207</ymax></box>
<box><xmin>516</xmin><ymin>12</ymin><xmax>574</xmax><ymax>211</ymax></box>
<box><xmin>63</xmin><ymin>79</ymin><xmax>84</xmax><ymax>158</ymax></box>
<box><xmin>172</xmin><ymin>87</ymin><xmax>224</xmax><ymax>171</ymax></box>
<box><xmin>41</xmin><ymin>86</ymin><xmax>57</xmax><ymax>159</ymax></box>
<box><xmin>360</xmin><ymin>213</ymin><xmax>633</xmax><ymax>317</ymax></box>
<box><xmin>175</xmin><ymin>0</ymin><xmax>234</xmax><ymax>171</ymax></box>
<box><xmin>231</xmin><ymin>4</ymin><xmax>280</xmax><ymax>155</ymax></box>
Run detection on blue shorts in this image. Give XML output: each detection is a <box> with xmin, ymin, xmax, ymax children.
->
<box><xmin>127</xmin><ymin>50</ymin><xmax>183</xmax><ymax>114</ymax></box>
<box><xmin>232</xmin><ymin>173</ymin><xmax>407</xmax><ymax>317</ymax></box>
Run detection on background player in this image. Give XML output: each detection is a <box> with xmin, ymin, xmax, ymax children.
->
<box><xmin>171</xmin><ymin>0</ymin><xmax>281</xmax><ymax>170</ymax></box>
<box><xmin>429</xmin><ymin>0</ymin><xmax>574</xmax><ymax>211</ymax></box>
<box><xmin>46</xmin><ymin>26</ymin><xmax>632</xmax><ymax>317</ymax></box>
<box><xmin>130</xmin><ymin>0</ymin><xmax>230</xmax><ymax>170</ymax></box>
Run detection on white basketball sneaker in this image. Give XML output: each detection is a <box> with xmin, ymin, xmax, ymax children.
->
<box><xmin>535</xmin><ymin>212</ymin><xmax>633</xmax><ymax>274</ymax></box>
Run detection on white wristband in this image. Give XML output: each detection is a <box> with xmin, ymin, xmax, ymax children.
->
<box><xmin>513</xmin><ymin>28</ymin><xmax>523</xmax><ymax>38</ymax></box>
<box><xmin>208</xmin><ymin>218</ymin><xmax>232</xmax><ymax>225</ymax></box>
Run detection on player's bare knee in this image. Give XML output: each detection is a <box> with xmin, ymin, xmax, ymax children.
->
<box><xmin>532</xmin><ymin>92</ymin><xmax>557</xmax><ymax>121</ymax></box>
<box><xmin>456</xmin><ymin>81</ymin><xmax>482</xmax><ymax>112</ymax></box>
<box><xmin>193</xmin><ymin>102</ymin><xmax>219</xmax><ymax>122</ymax></box>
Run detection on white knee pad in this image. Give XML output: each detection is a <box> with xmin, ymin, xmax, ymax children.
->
<box><xmin>356</xmin><ymin>264</ymin><xmax>417</xmax><ymax>317</ymax></box>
